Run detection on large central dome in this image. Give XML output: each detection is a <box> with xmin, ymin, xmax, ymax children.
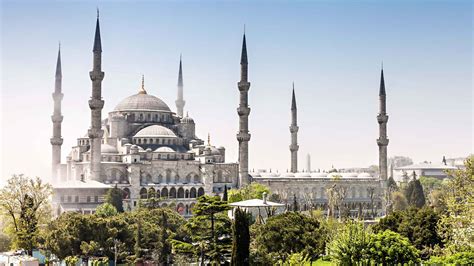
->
<box><xmin>114</xmin><ymin>93</ymin><xmax>171</xmax><ymax>112</ymax></box>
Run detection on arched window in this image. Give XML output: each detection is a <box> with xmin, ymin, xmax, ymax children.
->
<box><xmin>177</xmin><ymin>187</ymin><xmax>184</xmax><ymax>198</ymax></box>
<box><xmin>197</xmin><ymin>187</ymin><xmax>205</xmax><ymax>197</ymax></box>
<box><xmin>170</xmin><ymin>187</ymin><xmax>177</xmax><ymax>198</ymax></box>
<box><xmin>190</xmin><ymin>188</ymin><xmax>197</xmax><ymax>198</ymax></box>
<box><xmin>161</xmin><ymin>187</ymin><xmax>169</xmax><ymax>198</ymax></box>
<box><xmin>147</xmin><ymin>113</ymin><xmax>151</xmax><ymax>121</ymax></box>
<box><xmin>155</xmin><ymin>114</ymin><xmax>158</xmax><ymax>121</ymax></box>
<box><xmin>123</xmin><ymin>188</ymin><xmax>130</xmax><ymax>199</ymax></box>
<box><xmin>148</xmin><ymin>187</ymin><xmax>156</xmax><ymax>198</ymax></box>
<box><xmin>140</xmin><ymin>188</ymin><xmax>148</xmax><ymax>199</ymax></box>
<box><xmin>185</xmin><ymin>189</ymin><xmax>189</xmax><ymax>198</ymax></box>
<box><xmin>139</xmin><ymin>113</ymin><xmax>143</xmax><ymax>121</ymax></box>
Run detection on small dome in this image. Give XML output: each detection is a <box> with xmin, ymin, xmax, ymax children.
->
<box><xmin>135</xmin><ymin>125</ymin><xmax>177</xmax><ymax>138</ymax></box>
<box><xmin>101</xmin><ymin>144</ymin><xmax>118</xmax><ymax>154</ymax></box>
<box><xmin>114</xmin><ymin>93</ymin><xmax>171</xmax><ymax>112</ymax></box>
<box><xmin>155</xmin><ymin>147</ymin><xmax>176</xmax><ymax>153</ymax></box>
<box><xmin>181</xmin><ymin>115</ymin><xmax>194</xmax><ymax>124</ymax></box>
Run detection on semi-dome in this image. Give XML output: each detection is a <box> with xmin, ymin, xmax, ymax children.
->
<box><xmin>155</xmin><ymin>147</ymin><xmax>176</xmax><ymax>153</ymax></box>
<box><xmin>101</xmin><ymin>144</ymin><xmax>118</xmax><ymax>154</ymax></box>
<box><xmin>135</xmin><ymin>125</ymin><xmax>177</xmax><ymax>138</ymax></box>
<box><xmin>114</xmin><ymin>93</ymin><xmax>171</xmax><ymax>112</ymax></box>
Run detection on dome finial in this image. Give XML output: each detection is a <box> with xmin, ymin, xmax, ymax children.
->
<box><xmin>139</xmin><ymin>74</ymin><xmax>147</xmax><ymax>94</ymax></box>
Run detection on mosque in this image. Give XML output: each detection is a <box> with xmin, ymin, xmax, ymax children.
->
<box><xmin>51</xmin><ymin>13</ymin><xmax>388</xmax><ymax>218</ymax></box>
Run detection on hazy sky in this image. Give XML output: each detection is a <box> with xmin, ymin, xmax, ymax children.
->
<box><xmin>1</xmin><ymin>0</ymin><xmax>472</xmax><ymax>182</ymax></box>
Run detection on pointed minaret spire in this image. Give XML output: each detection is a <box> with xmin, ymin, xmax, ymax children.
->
<box><xmin>208</xmin><ymin>133</ymin><xmax>211</xmax><ymax>146</ymax></box>
<box><xmin>93</xmin><ymin>10</ymin><xmax>102</xmax><ymax>53</ymax></box>
<box><xmin>289</xmin><ymin>83</ymin><xmax>299</xmax><ymax>173</ymax></box>
<box><xmin>176</xmin><ymin>54</ymin><xmax>185</xmax><ymax>117</ymax></box>
<box><xmin>377</xmin><ymin>65</ymin><xmax>389</xmax><ymax>181</ymax></box>
<box><xmin>88</xmin><ymin>11</ymin><xmax>105</xmax><ymax>181</ymax></box>
<box><xmin>51</xmin><ymin>43</ymin><xmax>64</xmax><ymax>181</ymax></box>
<box><xmin>237</xmin><ymin>30</ymin><xmax>251</xmax><ymax>186</ymax></box>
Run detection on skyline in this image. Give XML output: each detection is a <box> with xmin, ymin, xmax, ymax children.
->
<box><xmin>1</xmin><ymin>1</ymin><xmax>472</xmax><ymax>181</ymax></box>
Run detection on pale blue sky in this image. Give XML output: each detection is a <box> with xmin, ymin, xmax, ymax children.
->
<box><xmin>1</xmin><ymin>0</ymin><xmax>472</xmax><ymax>180</ymax></box>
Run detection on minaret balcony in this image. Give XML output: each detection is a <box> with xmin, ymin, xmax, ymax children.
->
<box><xmin>52</xmin><ymin>92</ymin><xmax>64</xmax><ymax>101</ymax></box>
<box><xmin>289</xmin><ymin>144</ymin><xmax>299</xmax><ymax>152</ymax></box>
<box><xmin>236</xmin><ymin>132</ymin><xmax>251</xmax><ymax>142</ymax></box>
<box><xmin>51</xmin><ymin>115</ymin><xmax>63</xmax><ymax>123</ymax></box>
<box><xmin>237</xmin><ymin>107</ymin><xmax>251</xmax><ymax>116</ymax></box>
<box><xmin>238</xmin><ymin>81</ymin><xmax>251</xmax><ymax>91</ymax></box>
<box><xmin>377</xmin><ymin>138</ymin><xmax>389</xmax><ymax>146</ymax></box>
<box><xmin>377</xmin><ymin>115</ymin><xmax>388</xmax><ymax>123</ymax></box>
<box><xmin>50</xmin><ymin>137</ymin><xmax>63</xmax><ymax>145</ymax></box>
<box><xmin>89</xmin><ymin>99</ymin><xmax>104</xmax><ymax>110</ymax></box>
<box><xmin>289</xmin><ymin>125</ymin><xmax>299</xmax><ymax>133</ymax></box>
<box><xmin>89</xmin><ymin>71</ymin><xmax>105</xmax><ymax>81</ymax></box>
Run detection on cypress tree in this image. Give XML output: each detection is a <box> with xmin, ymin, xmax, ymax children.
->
<box><xmin>410</xmin><ymin>179</ymin><xmax>426</xmax><ymax>208</ymax></box>
<box><xmin>231</xmin><ymin>207</ymin><xmax>250</xmax><ymax>266</ymax></box>
<box><xmin>223</xmin><ymin>185</ymin><xmax>228</xmax><ymax>202</ymax></box>
<box><xmin>292</xmin><ymin>194</ymin><xmax>298</xmax><ymax>212</ymax></box>
<box><xmin>106</xmin><ymin>185</ymin><xmax>124</xmax><ymax>212</ymax></box>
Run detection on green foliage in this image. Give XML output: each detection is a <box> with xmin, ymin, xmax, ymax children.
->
<box><xmin>253</xmin><ymin>212</ymin><xmax>325</xmax><ymax>263</ymax></box>
<box><xmin>391</xmin><ymin>191</ymin><xmax>408</xmax><ymax>211</ymax></box>
<box><xmin>0</xmin><ymin>232</ymin><xmax>11</xmax><ymax>252</ymax></box>
<box><xmin>438</xmin><ymin>156</ymin><xmax>474</xmax><ymax>254</ymax></box>
<box><xmin>173</xmin><ymin>196</ymin><xmax>231</xmax><ymax>264</ymax></box>
<box><xmin>0</xmin><ymin>175</ymin><xmax>52</xmax><ymax>254</ymax></box>
<box><xmin>327</xmin><ymin>220</ymin><xmax>370</xmax><ymax>265</ymax></box>
<box><xmin>404</xmin><ymin>177</ymin><xmax>426</xmax><ymax>208</ymax></box>
<box><xmin>426</xmin><ymin>251</ymin><xmax>474</xmax><ymax>265</ymax></box>
<box><xmin>419</xmin><ymin>176</ymin><xmax>443</xmax><ymax>194</ymax></box>
<box><xmin>105</xmin><ymin>187</ymin><xmax>124</xmax><ymax>212</ymax></box>
<box><xmin>228</xmin><ymin>183</ymin><xmax>270</xmax><ymax>203</ymax></box>
<box><xmin>283</xmin><ymin>252</ymin><xmax>311</xmax><ymax>265</ymax></box>
<box><xmin>366</xmin><ymin>230</ymin><xmax>420</xmax><ymax>265</ymax></box>
<box><xmin>373</xmin><ymin>207</ymin><xmax>443</xmax><ymax>255</ymax></box>
<box><xmin>64</xmin><ymin>255</ymin><xmax>79</xmax><ymax>266</ymax></box>
<box><xmin>95</xmin><ymin>203</ymin><xmax>118</xmax><ymax>217</ymax></box>
<box><xmin>231</xmin><ymin>207</ymin><xmax>250</xmax><ymax>266</ymax></box>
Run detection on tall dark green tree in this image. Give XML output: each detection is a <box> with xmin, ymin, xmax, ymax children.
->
<box><xmin>223</xmin><ymin>185</ymin><xmax>228</xmax><ymax>202</ymax></box>
<box><xmin>17</xmin><ymin>194</ymin><xmax>38</xmax><ymax>255</ymax></box>
<box><xmin>106</xmin><ymin>186</ymin><xmax>124</xmax><ymax>212</ymax></box>
<box><xmin>231</xmin><ymin>208</ymin><xmax>250</xmax><ymax>266</ymax></box>
<box><xmin>410</xmin><ymin>179</ymin><xmax>426</xmax><ymax>208</ymax></box>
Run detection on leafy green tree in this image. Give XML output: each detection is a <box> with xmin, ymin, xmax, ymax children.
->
<box><xmin>0</xmin><ymin>175</ymin><xmax>52</xmax><ymax>254</ymax></box>
<box><xmin>231</xmin><ymin>208</ymin><xmax>250</xmax><ymax>266</ymax></box>
<box><xmin>367</xmin><ymin>230</ymin><xmax>419</xmax><ymax>265</ymax></box>
<box><xmin>253</xmin><ymin>212</ymin><xmax>325</xmax><ymax>263</ymax></box>
<box><xmin>173</xmin><ymin>196</ymin><xmax>231</xmax><ymax>264</ymax></box>
<box><xmin>419</xmin><ymin>176</ymin><xmax>443</xmax><ymax>195</ymax></box>
<box><xmin>438</xmin><ymin>156</ymin><xmax>474</xmax><ymax>254</ymax></box>
<box><xmin>105</xmin><ymin>186</ymin><xmax>124</xmax><ymax>212</ymax></box>
<box><xmin>228</xmin><ymin>183</ymin><xmax>270</xmax><ymax>203</ymax></box>
<box><xmin>391</xmin><ymin>191</ymin><xmax>408</xmax><ymax>211</ymax></box>
<box><xmin>328</xmin><ymin>220</ymin><xmax>370</xmax><ymax>265</ymax></box>
<box><xmin>95</xmin><ymin>203</ymin><xmax>118</xmax><ymax>217</ymax></box>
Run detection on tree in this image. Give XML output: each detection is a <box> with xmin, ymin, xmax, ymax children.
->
<box><xmin>106</xmin><ymin>186</ymin><xmax>124</xmax><ymax>212</ymax></box>
<box><xmin>404</xmin><ymin>173</ymin><xmax>425</xmax><ymax>208</ymax></box>
<box><xmin>0</xmin><ymin>175</ymin><xmax>52</xmax><ymax>254</ymax></box>
<box><xmin>173</xmin><ymin>196</ymin><xmax>231</xmax><ymax>264</ymax></box>
<box><xmin>95</xmin><ymin>203</ymin><xmax>118</xmax><ymax>218</ymax></box>
<box><xmin>366</xmin><ymin>230</ymin><xmax>419</xmax><ymax>265</ymax></box>
<box><xmin>253</xmin><ymin>212</ymin><xmax>325</xmax><ymax>263</ymax></box>
<box><xmin>228</xmin><ymin>183</ymin><xmax>270</xmax><ymax>203</ymax></box>
<box><xmin>438</xmin><ymin>156</ymin><xmax>474</xmax><ymax>254</ymax></box>
<box><xmin>222</xmin><ymin>185</ymin><xmax>228</xmax><ymax>202</ymax></box>
<box><xmin>231</xmin><ymin>208</ymin><xmax>250</xmax><ymax>266</ymax></box>
<box><xmin>328</xmin><ymin>220</ymin><xmax>370</xmax><ymax>265</ymax></box>
<box><xmin>391</xmin><ymin>191</ymin><xmax>408</xmax><ymax>211</ymax></box>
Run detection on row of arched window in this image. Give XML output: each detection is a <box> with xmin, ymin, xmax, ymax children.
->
<box><xmin>128</xmin><ymin>112</ymin><xmax>171</xmax><ymax>123</ymax></box>
<box><xmin>139</xmin><ymin>187</ymin><xmax>205</xmax><ymax>199</ymax></box>
<box><xmin>134</xmin><ymin>138</ymin><xmax>183</xmax><ymax>146</ymax></box>
<box><xmin>284</xmin><ymin>186</ymin><xmax>376</xmax><ymax>200</ymax></box>
<box><xmin>141</xmin><ymin>173</ymin><xmax>202</xmax><ymax>184</ymax></box>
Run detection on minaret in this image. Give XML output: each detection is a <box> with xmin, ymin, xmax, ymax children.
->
<box><xmin>377</xmin><ymin>67</ymin><xmax>389</xmax><ymax>180</ymax></box>
<box><xmin>290</xmin><ymin>84</ymin><xmax>299</xmax><ymax>173</ymax></box>
<box><xmin>175</xmin><ymin>54</ymin><xmax>185</xmax><ymax>117</ymax></box>
<box><xmin>237</xmin><ymin>32</ymin><xmax>251</xmax><ymax>187</ymax></box>
<box><xmin>88</xmin><ymin>11</ymin><xmax>105</xmax><ymax>181</ymax></box>
<box><xmin>51</xmin><ymin>44</ymin><xmax>64</xmax><ymax>181</ymax></box>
